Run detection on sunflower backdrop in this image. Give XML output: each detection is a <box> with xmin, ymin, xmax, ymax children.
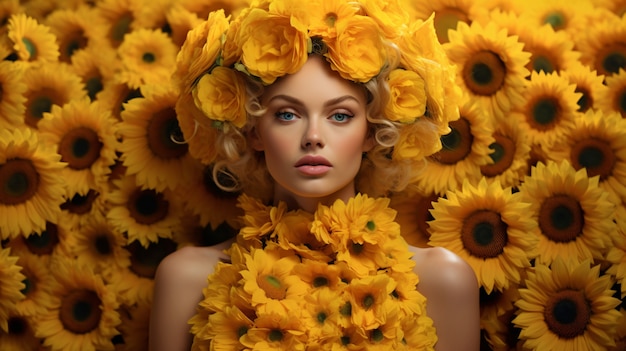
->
<box><xmin>0</xmin><ymin>0</ymin><xmax>625</xmax><ymax>350</ymax></box>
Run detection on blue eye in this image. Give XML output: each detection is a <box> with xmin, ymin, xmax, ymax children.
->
<box><xmin>331</xmin><ymin>113</ymin><xmax>352</xmax><ymax>122</ymax></box>
<box><xmin>275</xmin><ymin>111</ymin><xmax>296</xmax><ymax>121</ymax></box>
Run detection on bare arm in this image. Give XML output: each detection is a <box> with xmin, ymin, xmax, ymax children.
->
<box><xmin>148</xmin><ymin>245</ymin><xmax>229</xmax><ymax>351</ymax></box>
<box><xmin>411</xmin><ymin>246</ymin><xmax>480</xmax><ymax>351</ymax></box>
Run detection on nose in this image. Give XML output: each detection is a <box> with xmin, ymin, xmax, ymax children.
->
<box><xmin>301</xmin><ymin>118</ymin><xmax>324</xmax><ymax>149</ymax></box>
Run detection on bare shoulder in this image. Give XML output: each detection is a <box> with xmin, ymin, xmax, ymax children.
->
<box><xmin>409</xmin><ymin>246</ymin><xmax>478</xmax><ymax>297</ymax></box>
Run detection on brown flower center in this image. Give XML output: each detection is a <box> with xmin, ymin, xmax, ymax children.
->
<box><xmin>60</xmin><ymin>189</ymin><xmax>99</xmax><ymax>215</ymax></box>
<box><xmin>570</xmin><ymin>137</ymin><xmax>615</xmax><ymax>180</ymax></box>
<box><xmin>59</xmin><ymin>127</ymin><xmax>103</xmax><ymax>170</ymax></box>
<box><xmin>436</xmin><ymin>117</ymin><xmax>473</xmax><ymax>164</ymax></box>
<box><xmin>0</xmin><ymin>158</ymin><xmax>39</xmax><ymax>205</ymax></box>
<box><xmin>85</xmin><ymin>75</ymin><xmax>104</xmax><ymax>101</ymax></box>
<box><xmin>25</xmin><ymin>88</ymin><xmax>64</xmax><ymax>128</ymax></box>
<box><xmin>544</xmin><ymin>289</ymin><xmax>591</xmax><ymax>338</ymax></box>
<box><xmin>461</xmin><ymin>210</ymin><xmax>508</xmax><ymax>258</ymax></box>
<box><xmin>527</xmin><ymin>48</ymin><xmax>557</xmax><ymax>74</ymax></box>
<box><xmin>433</xmin><ymin>7</ymin><xmax>469</xmax><ymax>43</ymax></box>
<box><xmin>127</xmin><ymin>188</ymin><xmax>169</xmax><ymax>225</ymax></box>
<box><xmin>59</xmin><ymin>289</ymin><xmax>102</xmax><ymax>334</ymax></box>
<box><xmin>109</xmin><ymin>12</ymin><xmax>133</xmax><ymax>48</ymax></box>
<box><xmin>462</xmin><ymin>50</ymin><xmax>506</xmax><ymax>96</ymax></box>
<box><xmin>481</xmin><ymin>134</ymin><xmax>516</xmax><ymax>177</ymax></box>
<box><xmin>574</xmin><ymin>87</ymin><xmax>592</xmax><ymax>112</ymax></box>
<box><xmin>542</xmin><ymin>11</ymin><xmax>567</xmax><ymax>31</ymax></box>
<box><xmin>59</xmin><ymin>30</ymin><xmax>88</xmax><ymax>63</ymax></box>
<box><xmin>539</xmin><ymin>194</ymin><xmax>583</xmax><ymax>243</ymax></box>
<box><xmin>127</xmin><ymin>238</ymin><xmax>177</xmax><ymax>278</ymax></box>
<box><xmin>24</xmin><ymin>222</ymin><xmax>59</xmax><ymax>255</ymax></box>
<box><xmin>257</xmin><ymin>274</ymin><xmax>287</xmax><ymax>300</ymax></box>
<box><xmin>527</xmin><ymin>96</ymin><xmax>561</xmax><ymax>131</ymax></box>
<box><xmin>613</xmin><ymin>85</ymin><xmax>626</xmax><ymax>118</ymax></box>
<box><xmin>147</xmin><ymin>107</ymin><xmax>188</xmax><ymax>159</ymax></box>
<box><xmin>596</xmin><ymin>43</ymin><xmax>626</xmax><ymax>77</ymax></box>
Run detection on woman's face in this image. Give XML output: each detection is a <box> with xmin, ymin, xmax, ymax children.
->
<box><xmin>251</xmin><ymin>55</ymin><xmax>373</xmax><ymax>211</ymax></box>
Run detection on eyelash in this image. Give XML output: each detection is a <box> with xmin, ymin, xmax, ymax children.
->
<box><xmin>274</xmin><ymin>111</ymin><xmax>354</xmax><ymax>122</ymax></box>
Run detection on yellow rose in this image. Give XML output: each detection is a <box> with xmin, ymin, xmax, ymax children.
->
<box><xmin>237</xmin><ymin>8</ymin><xmax>309</xmax><ymax>84</ymax></box>
<box><xmin>393</xmin><ymin>121</ymin><xmax>442</xmax><ymax>161</ymax></box>
<box><xmin>359</xmin><ymin>0</ymin><xmax>408</xmax><ymax>39</ymax></box>
<box><xmin>326</xmin><ymin>15</ymin><xmax>386</xmax><ymax>83</ymax></box>
<box><xmin>192</xmin><ymin>66</ymin><xmax>247</xmax><ymax>128</ymax></box>
<box><xmin>385</xmin><ymin>69</ymin><xmax>426</xmax><ymax>123</ymax></box>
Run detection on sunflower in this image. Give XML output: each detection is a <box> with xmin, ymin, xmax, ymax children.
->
<box><xmin>4</xmin><ymin>220</ymin><xmax>71</xmax><ymax>263</ymax></box>
<box><xmin>115</xmin><ymin>28</ymin><xmax>178</xmax><ymax>88</ymax></box>
<box><xmin>389</xmin><ymin>187</ymin><xmax>441</xmax><ymax>248</ymax></box>
<box><xmin>0</xmin><ymin>248</ymin><xmax>25</xmax><ymax>332</ymax></box>
<box><xmin>482</xmin><ymin>308</ymin><xmax>523</xmax><ymax>351</ymax></box>
<box><xmin>68</xmin><ymin>47</ymin><xmax>118</xmax><ymax>104</ymax></box>
<box><xmin>0</xmin><ymin>0</ymin><xmax>22</xmax><ymax>31</ymax></box>
<box><xmin>606</xmin><ymin>205</ymin><xmax>626</xmax><ymax>298</ymax></box>
<box><xmin>513</xmin><ymin>258</ymin><xmax>622</xmax><ymax>351</ymax></box>
<box><xmin>6</xmin><ymin>13</ymin><xmax>59</xmax><ymax>66</ymax></box>
<box><xmin>480</xmin><ymin>117</ymin><xmax>532</xmax><ymax>189</ymax></box>
<box><xmin>13</xmin><ymin>251</ymin><xmax>55</xmax><ymax>318</ymax></box>
<box><xmin>18</xmin><ymin>0</ymin><xmax>56</xmax><ymax>22</ymax></box>
<box><xmin>118</xmin><ymin>83</ymin><xmax>195</xmax><ymax>192</ymax></box>
<box><xmin>518</xmin><ymin>160</ymin><xmax>616</xmax><ymax>266</ymax></box>
<box><xmin>520</xmin><ymin>0</ymin><xmax>592</xmax><ymax>37</ymax></box>
<box><xmin>38</xmin><ymin>98</ymin><xmax>118</xmax><ymax>196</ymax></box>
<box><xmin>44</xmin><ymin>6</ymin><xmax>106</xmax><ymax>64</ymax></box>
<box><xmin>95</xmin><ymin>81</ymin><xmax>142</xmax><ymax>121</ymax></box>
<box><xmin>444</xmin><ymin>20</ymin><xmax>530</xmax><ymax>120</ymax></box>
<box><xmin>59</xmin><ymin>186</ymin><xmax>109</xmax><ymax>231</ymax></box>
<box><xmin>0</xmin><ymin>61</ymin><xmax>26</xmax><ymax>129</ymax></box>
<box><xmin>598</xmin><ymin>68</ymin><xmax>626</xmax><ymax>119</ymax></box>
<box><xmin>164</xmin><ymin>4</ymin><xmax>203</xmax><ymax>48</ymax></box>
<box><xmin>106</xmin><ymin>174</ymin><xmax>183</xmax><ymax>247</ymax></box>
<box><xmin>559</xmin><ymin>61</ymin><xmax>609</xmax><ymax>113</ymax></box>
<box><xmin>591</xmin><ymin>0</ymin><xmax>626</xmax><ymax>17</ymax></box>
<box><xmin>240</xmin><ymin>311</ymin><xmax>307</xmax><ymax>351</ymax></box>
<box><xmin>0</xmin><ymin>128</ymin><xmax>66</xmax><ymax>239</ymax></box>
<box><xmin>408</xmin><ymin>0</ymin><xmax>486</xmax><ymax>43</ymax></box>
<box><xmin>410</xmin><ymin>98</ymin><xmax>495</xmax><ymax>195</ymax></box>
<box><xmin>179</xmin><ymin>0</ymin><xmax>249</xmax><ymax>21</ymax></box>
<box><xmin>577</xmin><ymin>14</ymin><xmax>626</xmax><ymax>78</ymax></box>
<box><xmin>509</xmin><ymin>71</ymin><xmax>581</xmax><ymax>149</ymax></box>
<box><xmin>114</xmin><ymin>301</ymin><xmax>151</xmax><ymax>351</ymax></box>
<box><xmin>22</xmin><ymin>61</ymin><xmax>86</xmax><ymax>128</ymax></box>
<box><xmin>545</xmin><ymin>109</ymin><xmax>626</xmax><ymax>205</ymax></box>
<box><xmin>428</xmin><ymin>178</ymin><xmax>538</xmax><ymax>294</ymax></box>
<box><xmin>0</xmin><ymin>311</ymin><xmax>41</xmax><ymax>351</ymax></box>
<box><xmin>34</xmin><ymin>256</ymin><xmax>121</xmax><ymax>351</ymax></box>
<box><xmin>94</xmin><ymin>0</ymin><xmax>142</xmax><ymax>48</ymax></box>
<box><xmin>192</xmin><ymin>305</ymin><xmax>254</xmax><ymax>351</ymax></box>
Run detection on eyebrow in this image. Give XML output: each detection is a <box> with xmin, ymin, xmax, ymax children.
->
<box><xmin>266</xmin><ymin>94</ymin><xmax>362</xmax><ymax>108</ymax></box>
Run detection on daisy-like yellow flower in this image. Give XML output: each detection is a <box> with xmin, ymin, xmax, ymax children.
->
<box><xmin>164</xmin><ymin>4</ymin><xmax>203</xmax><ymax>48</ymax></box>
<box><xmin>115</xmin><ymin>28</ymin><xmax>178</xmax><ymax>88</ymax></box>
<box><xmin>38</xmin><ymin>98</ymin><xmax>118</xmax><ymax>196</ymax></box>
<box><xmin>273</xmin><ymin>210</ymin><xmax>331</xmax><ymax>262</ymax></box>
<box><xmin>0</xmin><ymin>248</ymin><xmax>25</xmax><ymax>332</ymax></box>
<box><xmin>114</xmin><ymin>301</ymin><xmax>151</xmax><ymax>351</ymax></box>
<box><xmin>408</xmin><ymin>0</ymin><xmax>485</xmax><ymax>43</ymax></box>
<box><xmin>192</xmin><ymin>304</ymin><xmax>254</xmax><ymax>351</ymax></box>
<box><xmin>0</xmin><ymin>311</ymin><xmax>41</xmax><ymax>351</ymax></box>
<box><xmin>94</xmin><ymin>0</ymin><xmax>143</xmax><ymax>48</ymax></box>
<box><xmin>344</xmin><ymin>273</ymin><xmax>395</xmax><ymax>330</ymax></box>
<box><xmin>546</xmin><ymin>109</ymin><xmax>626</xmax><ymax>205</ymax></box>
<box><xmin>389</xmin><ymin>188</ymin><xmax>441</xmax><ymax>248</ymax></box>
<box><xmin>22</xmin><ymin>61</ymin><xmax>86</xmax><ymax>128</ymax></box>
<box><xmin>301</xmin><ymin>288</ymin><xmax>342</xmax><ymax>343</ymax></box>
<box><xmin>0</xmin><ymin>61</ymin><xmax>26</xmax><ymax>129</ymax></box>
<box><xmin>509</xmin><ymin>71</ymin><xmax>581</xmax><ymax>149</ymax></box>
<box><xmin>68</xmin><ymin>46</ymin><xmax>118</xmax><ymax>104</ymax></box>
<box><xmin>6</xmin><ymin>13</ymin><xmax>58</xmax><ymax>66</ymax></box>
<box><xmin>95</xmin><ymin>82</ymin><xmax>141</xmax><ymax>121</ymax></box>
<box><xmin>107</xmin><ymin>174</ymin><xmax>183</xmax><ymax>247</ymax></box>
<box><xmin>480</xmin><ymin>116</ymin><xmax>532</xmax><ymax>191</ymax></box>
<box><xmin>240</xmin><ymin>311</ymin><xmax>307</xmax><ymax>351</ymax></box>
<box><xmin>13</xmin><ymin>251</ymin><xmax>54</xmax><ymax>318</ymax></box>
<box><xmin>119</xmin><ymin>83</ymin><xmax>195</xmax><ymax>192</ymax></box>
<box><xmin>0</xmin><ymin>128</ymin><xmax>66</xmax><ymax>239</ymax></box>
<box><xmin>237</xmin><ymin>193</ymin><xmax>288</xmax><ymax>242</ymax></box>
<box><xmin>559</xmin><ymin>61</ymin><xmax>609</xmax><ymax>113</ymax></box>
<box><xmin>597</xmin><ymin>68</ymin><xmax>626</xmax><ymax>119</ymax></box>
<box><xmin>44</xmin><ymin>6</ymin><xmax>106</xmax><ymax>64</ymax></box>
<box><xmin>518</xmin><ymin>160</ymin><xmax>616</xmax><ymax>266</ymax></box>
<box><xmin>34</xmin><ymin>257</ymin><xmax>121</xmax><ymax>351</ymax></box>
<box><xmin>444</xmin><ymin>20</ymin><xmax>530</xmax><ymax>120</ymax></box>
<box><xmin>513</xmin><ymin>258</ymin><xmax>622</xmax><ymax>351</ymax></box>
<box><xmin>520</xmin><ymin>0</ymin><xmax>592</xmax><ymax>37</ymax></box>
<box><xmin>577</xmin><ymin>13</ymin><xmax>626</xmax><ymax>78</ymax></box>
<box><xmin>428</xmin><ymin>178</ymin><xmax>538</xmax><ymax>294</ymax></box>
<box><xmin>5</xmin><ymin>220</ymin><xmax>71</xmax><ymax>263</ymax></box>
<box><xmin>411</xmin><ymin>98</ymin><xmax>495</xmax><ymax>195</ymax></box>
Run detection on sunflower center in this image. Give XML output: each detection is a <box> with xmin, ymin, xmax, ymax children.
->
<box><xmin>94</xmin><ymin>234</ymin><xmax>112</xmax><ymax>255</ymax></box>
<box><xmin>59</xmin><ymin>127</ymin><xmax>103</xmax><ymax>170</ymax></box>
<box><xmin>574</xmin><ymin>87</ymin><xmax>592</xmax><ymax>112</ymax></box>
<box><xmin>268</xmin><ymin>329</ymin><xmax>283</xmax><ymax>342</ymax></box>
<box><xmin>340</xmin><ymin>301</ymin><xmax>352</xmax><ymax>316</ymax></box>
<box><xmin>24</xmin><ymin>222</ymin><xmax>59</xmax><ymax>255</ymax></box>
<box><xmin>142</xmin><ymin>52</ymin><xmax>156</xmax><ymax>63</ymax></box>
<box><xmin>22</xmin><ymin>37</ymin><xmax>37</xmax><ymax>60</ymax></box>
<box><xmin>8</xmin><ymin>316</ymin><xmax>28</xmax><ymax>335</ymax></box>
<box><xmin>25</xmin><ymin>88</ymin><xmax>62</xmax><ymax>128</ymax></box>
<box><xmin>596</xmin><ymin>43</ymin><xmax>626</xmax><ymax>76</ymax></box>
<box><xmin>257</xmin><ymin>274</ymin><xmax>287</xmax><ymax>300</ymax></box>
<box><xmin>60</xmin><ymin>190</ymin><xmax>99</xmax><ymax>215</ymax></box>
<box><xmin>539</xmin><ymin>195</ymin><xmax>583</xmax><ymax>243</ymax></box>
<box><xmin>147</xmin><ymin>107</ymin><xmax>188</xmax><ymax>159</ymax></box>
<box><xmin>529</xmin><ymin>51</ymin><xmax>556</xmax><ymax>74</ymax></box>
<box><xmin>59</xmin><ymin>289</ymin><xmax>102</xmax><ymax>334</ymax></box>
<box><xmin>437</xmin><ymin>117</ymin><xmax>473</xmax><ymax>164</ymax></box>
<box><xmin>127</xmin><ymin>239</ymin><xmax>177</xmax><ymax>278</ymax></box>
<box><xmin>570</xmin><ymin>138</ymin><xmax>615</xmax><ymax>180</ymax></box>
<box><xmin>615</xmin><ymin>86</ymin><xmax>626</xmax><ymax>118</ymax></box>
<box><xmin>317</xmin><ymin>311</ymin><xmax>327</xmax><ymax>324</ymax></box>
<box><xmin>371</xmin><ymin>328</ymin><xmax>384</xmax><ymax>342</ymax></box>
<box><xmin>86</xmin><ymin>76</ymin><xmax>104</xmax><ymax>101</ymax></box>
<box><xmin>127</xmin><ymin>188</ymin><xmax>169</xmax><ymax>225</ymax></box>
<box><xmin>362</xmin><ymin>294</ymin><xmax>375</xmax><ymax>309</ymax></box>
<box><xmin>109</xmin><ymin>12</ymin><xmax>133</xmax><ymax>47</ymax></box>
<box><xmin>461</xmin><ymin>210</ymin><xmax>508</xmax><ymax>258</ymax></box>
<box><xmin>21</xmin><ymin>276</ymin><xmax>34</xmax><ymax>296</ymax></box>
<box><xmin>542</xmin><ymin>11</ymin><xmax>566</xmax><ymax>31</ymax></box>
<box><xmin>313</xmin><ymin>276</ymin><xmax>329</xmax><ymax>287</ymax></box>
<box><xmin>544</xmin><ymin>289</ymin><xmax>591</xmax><ymax>338</ymax></box>
<box><xmin>433</xmin><ymin>7</ymin><xmax>469</xmax><ymax>43</ymax></box>
<box><xmin>481</xmin><ymin>134</ymin><xmax>516</xmax><ymax>177</ymax></box>
<box><xmin>0</xmin><ymin>158</ymin><xmax>39</xmax><ymax>205</ymax></box>
<box><xmin>350</xmin><ymin>242</ymin><xmax>364</xmax><ymax>255</ymax></box>
<box><xmin>462</xmin><ymin>51</ymin><xmax>506</xmax><ymax>96</ymax></box>
<box><xmin>530</xmin><ymin>97</ymin><xmax>560</xmax><ymax>129</ymax></box>
<box><xmin>60</xmin><ymin>31</ymin><xmax>88</xmax><ymax>62</ymax></box>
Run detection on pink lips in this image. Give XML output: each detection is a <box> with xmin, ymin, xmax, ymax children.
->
<box><xmin>295</xmin><ymin>155</ymin><xmax>332</xmax><ymax>176</ymax></box>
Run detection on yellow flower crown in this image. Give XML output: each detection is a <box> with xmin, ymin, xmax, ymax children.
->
<box><xmin>174</xmin><ymin>0</ymin><xmax>461</xmax><ymax>165</ymax></box>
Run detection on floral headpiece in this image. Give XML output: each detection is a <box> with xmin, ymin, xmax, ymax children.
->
<box><xmin>174</xmin><ymin>0</ymin><xmax>461</xmax><ymax>165</ymax></box>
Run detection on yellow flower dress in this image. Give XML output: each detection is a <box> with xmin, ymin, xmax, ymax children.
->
<box><xmin>189</xmin><ymin>193</ymin><xmax>437</xmax><ymax>351</ymax></box>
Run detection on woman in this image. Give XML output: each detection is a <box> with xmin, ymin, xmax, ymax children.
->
<box><xmin>150</xmin><ymin>1</ymin><xmax>479</xmax><ymax>350</ymax></box>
